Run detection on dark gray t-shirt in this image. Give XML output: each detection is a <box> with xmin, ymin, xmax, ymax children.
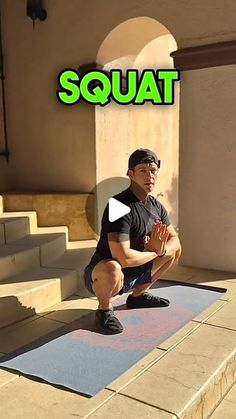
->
<box><xmin>89</xmin><ymin>187</ymin><xmax>170</xmax><ymax>267</ymax></box>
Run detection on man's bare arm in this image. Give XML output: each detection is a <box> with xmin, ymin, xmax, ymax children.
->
<box><xmin>165</xmin><ymin>225</ymin><xmax>181</xmax><ymax>253</ymax></box>
<box><xmin>108</xmin><ymin>232</ymin><xmax>157</xmax><ymax>268</ymax></box>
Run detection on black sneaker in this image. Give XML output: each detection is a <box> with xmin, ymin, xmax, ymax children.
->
<box><xmin>126</xmin><ymin>293</ymin><xmax>170</xmax><ymax>309</ymax></box>
<box><xmin>95</xmin><ymin>309</ymin><xmax>124</xmax><ymax>334</ymax></box>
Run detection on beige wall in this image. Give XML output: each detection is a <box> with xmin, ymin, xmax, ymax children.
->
<box><xmin>0</xmin><ymin>83</ymin><xmax>9</xmax><ymax>190</ymax></box>
<box><xmin>132</xmin><ymin>35</ymin><xmax>179</xmax><ymax>227</ymax></box>
<box><xmin>96</xmin><ymin>18</ymin><xmax>179</xmax><ymax>230</ymax></box>
<box><xmin>1</xmin><ymin>0</ymin><xmax>97</xmax><ymax>192</ymax></box>
<box><xmin>179</xmin><ymin>64</ymin><xmax>236</xmax><ymax>272</ymax></box>
<box><xmin>96</xmin><ymin>32</ymin><xmax>179</xmax><ymax>229</ymax></box>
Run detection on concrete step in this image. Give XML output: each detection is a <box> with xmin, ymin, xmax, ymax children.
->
<box><xmin>1</xmin><ymin>192</ymin><xmax>95</xmax><ymax>241</ymax></box>
<box><xmin>0</xmin><ymin>203</ymin><xmax>96</xmax><ymax>330</ymax></box>
<box><xmin>0</xmin><ymin>235</ymin><xmax>96</xmax><ymax>327</ymax></box>
<box><xmin>0</xmin><ymin>213</ymin><xmax>67</xmax><ymax>242</ymax></box>
<box><xmin>209</xmin><ymin>381</ymin><xmax>236</xmax><ymax>418</ymax></box>
<box><xmin>0</xmin><ymin>216</ymin><xmax>31</xmax><ymax>243</ymax></box>
<box><xmin>0</xmin><ymin>211</ymin><xmax>38</xmax><ymax>233</ymax></box>
<box><xmin>0</xmin><ymin>244</ymin><xmax>40</xmax><ymax>282</ymax></box>
<box><xmin>44</xmin><ymin>240</ymin><xmax>97</xmax><ymax>296</ymax></box>
<box><xmin>0</xmin><ymin>224</ymin><xmax>69</xmax><ymax>282</ymax></box>
<box><xmin>11</xmin><ymin>230</ymin><xmax>68</xmax><ymax>265</ymax></box>
<box><xmin>0</xmin><ymin>267</ymin><xmax>77</xmax><ymax>328</ymax></box>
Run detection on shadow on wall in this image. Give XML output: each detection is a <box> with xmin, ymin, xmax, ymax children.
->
<box><xmin>158</xmin><ymin>174</ymin><xmax>178</xmax><ymax>230</ymax></box>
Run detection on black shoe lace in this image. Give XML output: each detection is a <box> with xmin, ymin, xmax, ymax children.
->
<box><xmin>107</xmin><ymin>310</ymin><xmax>114</xmax><ymax>317</ymax></box>
<box><xmin>144</xmin><ymin>293</ymin><xmax>160</xmax><ymax>302</ymax></box>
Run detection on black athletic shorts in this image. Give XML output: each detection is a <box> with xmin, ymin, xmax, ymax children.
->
<box><xmin>84</xmin><ymin>259</ymin><xmax>154</xmax><ymax>296</ymax></box>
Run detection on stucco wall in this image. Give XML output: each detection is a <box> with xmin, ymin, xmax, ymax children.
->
<box><xmin>1</xmin><ymin>0</ymin><xmax>97</xmax><ymax>192</ymax></box>
<box><xmin>0</xmin><ymin>83</ymin><xmax>9</xmax><ymax>190</ymax></box>
<box><xmin>132</xmin><ymin>35</ymin><xmax>179</xmax><ymax>227</ymax></box>
<box><xmin>96</xmin><ymin>33</ymin><xmax>179</xmax><ymax>230</ymax></box>
<box><xmin>179</xmin><ymin>64</ymin><xmax>236</xmax><ymax>272</ymax></box>
<box><xmin>0</xmin><ymin>0</ymin><xmax>236</xmax><ymax>192</ymax></box>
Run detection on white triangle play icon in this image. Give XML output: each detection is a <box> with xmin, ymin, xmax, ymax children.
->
<box><xmin>108</xmin><ymin>198</ymin><xmax>131</xmax><ymax>222</ymax></box>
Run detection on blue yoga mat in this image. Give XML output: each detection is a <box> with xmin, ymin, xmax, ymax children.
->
<box><xmin>0</xmin><ymin>280</ymin><xmax>226</xmax><ymax>397</ymax></box>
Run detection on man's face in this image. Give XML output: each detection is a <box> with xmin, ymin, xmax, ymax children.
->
<box><xmin>128</xmin><ymin>162</ymin><xmax>159</xmax><ymax>193</ymax></box>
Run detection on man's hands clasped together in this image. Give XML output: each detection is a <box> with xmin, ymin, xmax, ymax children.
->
<box><xmin>144</xmin><ymin>222</ymin><xmax>169</xmax><ymax>256</ymax></box>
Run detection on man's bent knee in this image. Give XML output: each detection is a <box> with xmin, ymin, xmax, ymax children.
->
<box><xmin>104</xmin><ymin>260</ymin><xmax>123</xmax><ymax>275</ymax></box>
<box><xmin>92</xmin><ymin>259</ymin><xmax>123</xmax><ymax>287</ymax></box>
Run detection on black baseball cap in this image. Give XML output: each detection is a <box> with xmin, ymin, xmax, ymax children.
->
<box><xmin>128</xmin><ymin>148</ymin><xmax>161</xmax><ymax>170</ymax></box>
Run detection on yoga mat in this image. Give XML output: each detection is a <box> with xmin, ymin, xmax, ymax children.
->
<box><xmin>0</xmin><ymin>280</ymin><xmax>226</xmax><ymax>397</ymax></box>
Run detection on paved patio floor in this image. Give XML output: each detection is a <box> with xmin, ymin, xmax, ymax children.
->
<box><xmin>0</xmin><ymin>264</ymin><xmax>236</xmax><ymax>419</ymax></box>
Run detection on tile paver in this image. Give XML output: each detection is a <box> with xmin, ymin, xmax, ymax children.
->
<box><xmin>0</xmin><ymin>375</ymin><xmax>114</xmax><ymax>419</ymax></box>
<box><xmin>157</xmin><ymin>320</ymin><xmax>201</xmax><ymax>351</ymax></box>
<box><xmin>86</xmin><ymin>393</ymin><xmax>177</xmax><ymax>418</ymax></box>
<box><xmin>205</xmin><ymin>299</ymin><xmax>236</xmax><ymax>330</ymax></box>
<box><xmin>120</xmin><ymin>324</ymin><xmax>236</xmax><ymax>418</ymax></box>
<box><xmin>186</xmin><ymin>278</ymin><xmax>236</xmax><ymax>301</ymax></box>
<box><xmin>106</xmin><ymin>348</ymin><xmax>164</xmax><ymax>392</ymax></box>
<box><xmin>164</xmin><ymin>265</ymin><xmax>235</xmax><ymax>283</ymax></box>
<box><xmin>185</xmin><ymin>268</ymin><xmax>236</xmax><ymax>282</ymax></box>
<box><xmin>162</xmin><ymin>264</ymin><xmax>194</xmax><ymax>282</ymax></box>
<box><xmin>210</xmin><ymin>383</ymin><xmax>236</xmax><ymax>419</ymax></box>
<box><xmin>192</xmin><ymin>300</ymin><xmax>227</xmax><ymax>323</ymax></box>
<box><xmin>0</xmin><ymin>368</ymin><xmax>19</xmax><ymax>388</ymax></box>
<box><xmin>40</xmin><ymin>297</ymin><xmax>98</xmax><ymax>324</ymax></box>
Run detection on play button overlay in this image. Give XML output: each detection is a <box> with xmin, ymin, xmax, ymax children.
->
<box><xmin>85</xmin><ymin>176</ymin><xmax>153</xmax><ymax>239</ymax></box>
<box><xmin>108</xmin><ymin>198</ymin><xmax>130</xmax><ymax>222</ymax></box>
<box><xmin>85</xmin><ymin>176</ymin><xmax>130</xmax><ymax>236</ymax></box>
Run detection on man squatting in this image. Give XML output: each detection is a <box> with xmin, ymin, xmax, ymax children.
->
<box><xmin>84</xmin><ymin>148</ymin><xmax>182</xmax><ymax>333</ymax></box>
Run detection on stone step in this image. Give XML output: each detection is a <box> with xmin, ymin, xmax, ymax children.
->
<box><xmin>0</xmin><ymin>200</ymin><xmax>96</xmax><ymax>330</ymax></box>
<box><xmin>0</xmin><ymin>267</ymin><xmax>77</xmax><ymax>328</ymax></box>
<box><xmin>0</xmin><ymin>212</ymin><xmax>68</xmax><ymax>242</ymax></box>
<box><xmin>209</xmin><ymin>381</ymin><xmax>236</xmax><ymax>418</ymax></box>
<box><xmin>0</xmin><ymin>211</ymin><xmax>38</xmax><ymax>233</ymax></box>
<box><xmin>0</xmin><ymin>244</ymin><xmax>41</xmax><ymax>282</ymax></box>
<box><xmin>0</xmin><ymin>216</ymin><xmax>31</xmax><ymax>243</ymax></box>
<box><xmin>0</xmin><ymin>200</ymin><xmax>96</xmax><ymax>331</ymax></box>
<box><xmin>0</xmin><ymin>234</ymin><xmax>96</xmax><ymax>327</ymax></box>
<box><xmin>1</xmin><ymin>192</ymin><xmax>95</xmax><ymax>241</ymax></box>
<box><xmin>11</xmin><ymin>230</ymin><xmax>68</xmax><ymax>265</ymax></box>
<box><xmin>0</xmin><ymin>224</ymin><xmax>69</xmax><ymax>281</ymax></box>
<box><xmin>44</xmin><ymin>239</ymin><xmax>97</xmax><ymax>296</ymax></box>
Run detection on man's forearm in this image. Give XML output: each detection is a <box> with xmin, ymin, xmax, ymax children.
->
<box><xmin>120</xmin><ymin>249</ymin><xmax>157</xmax><ymax>268</ymax></box>
<box><xmin>166</xmin><ymin>236</ymin><xmax>180</xmax><ymax>253</ymax></box>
